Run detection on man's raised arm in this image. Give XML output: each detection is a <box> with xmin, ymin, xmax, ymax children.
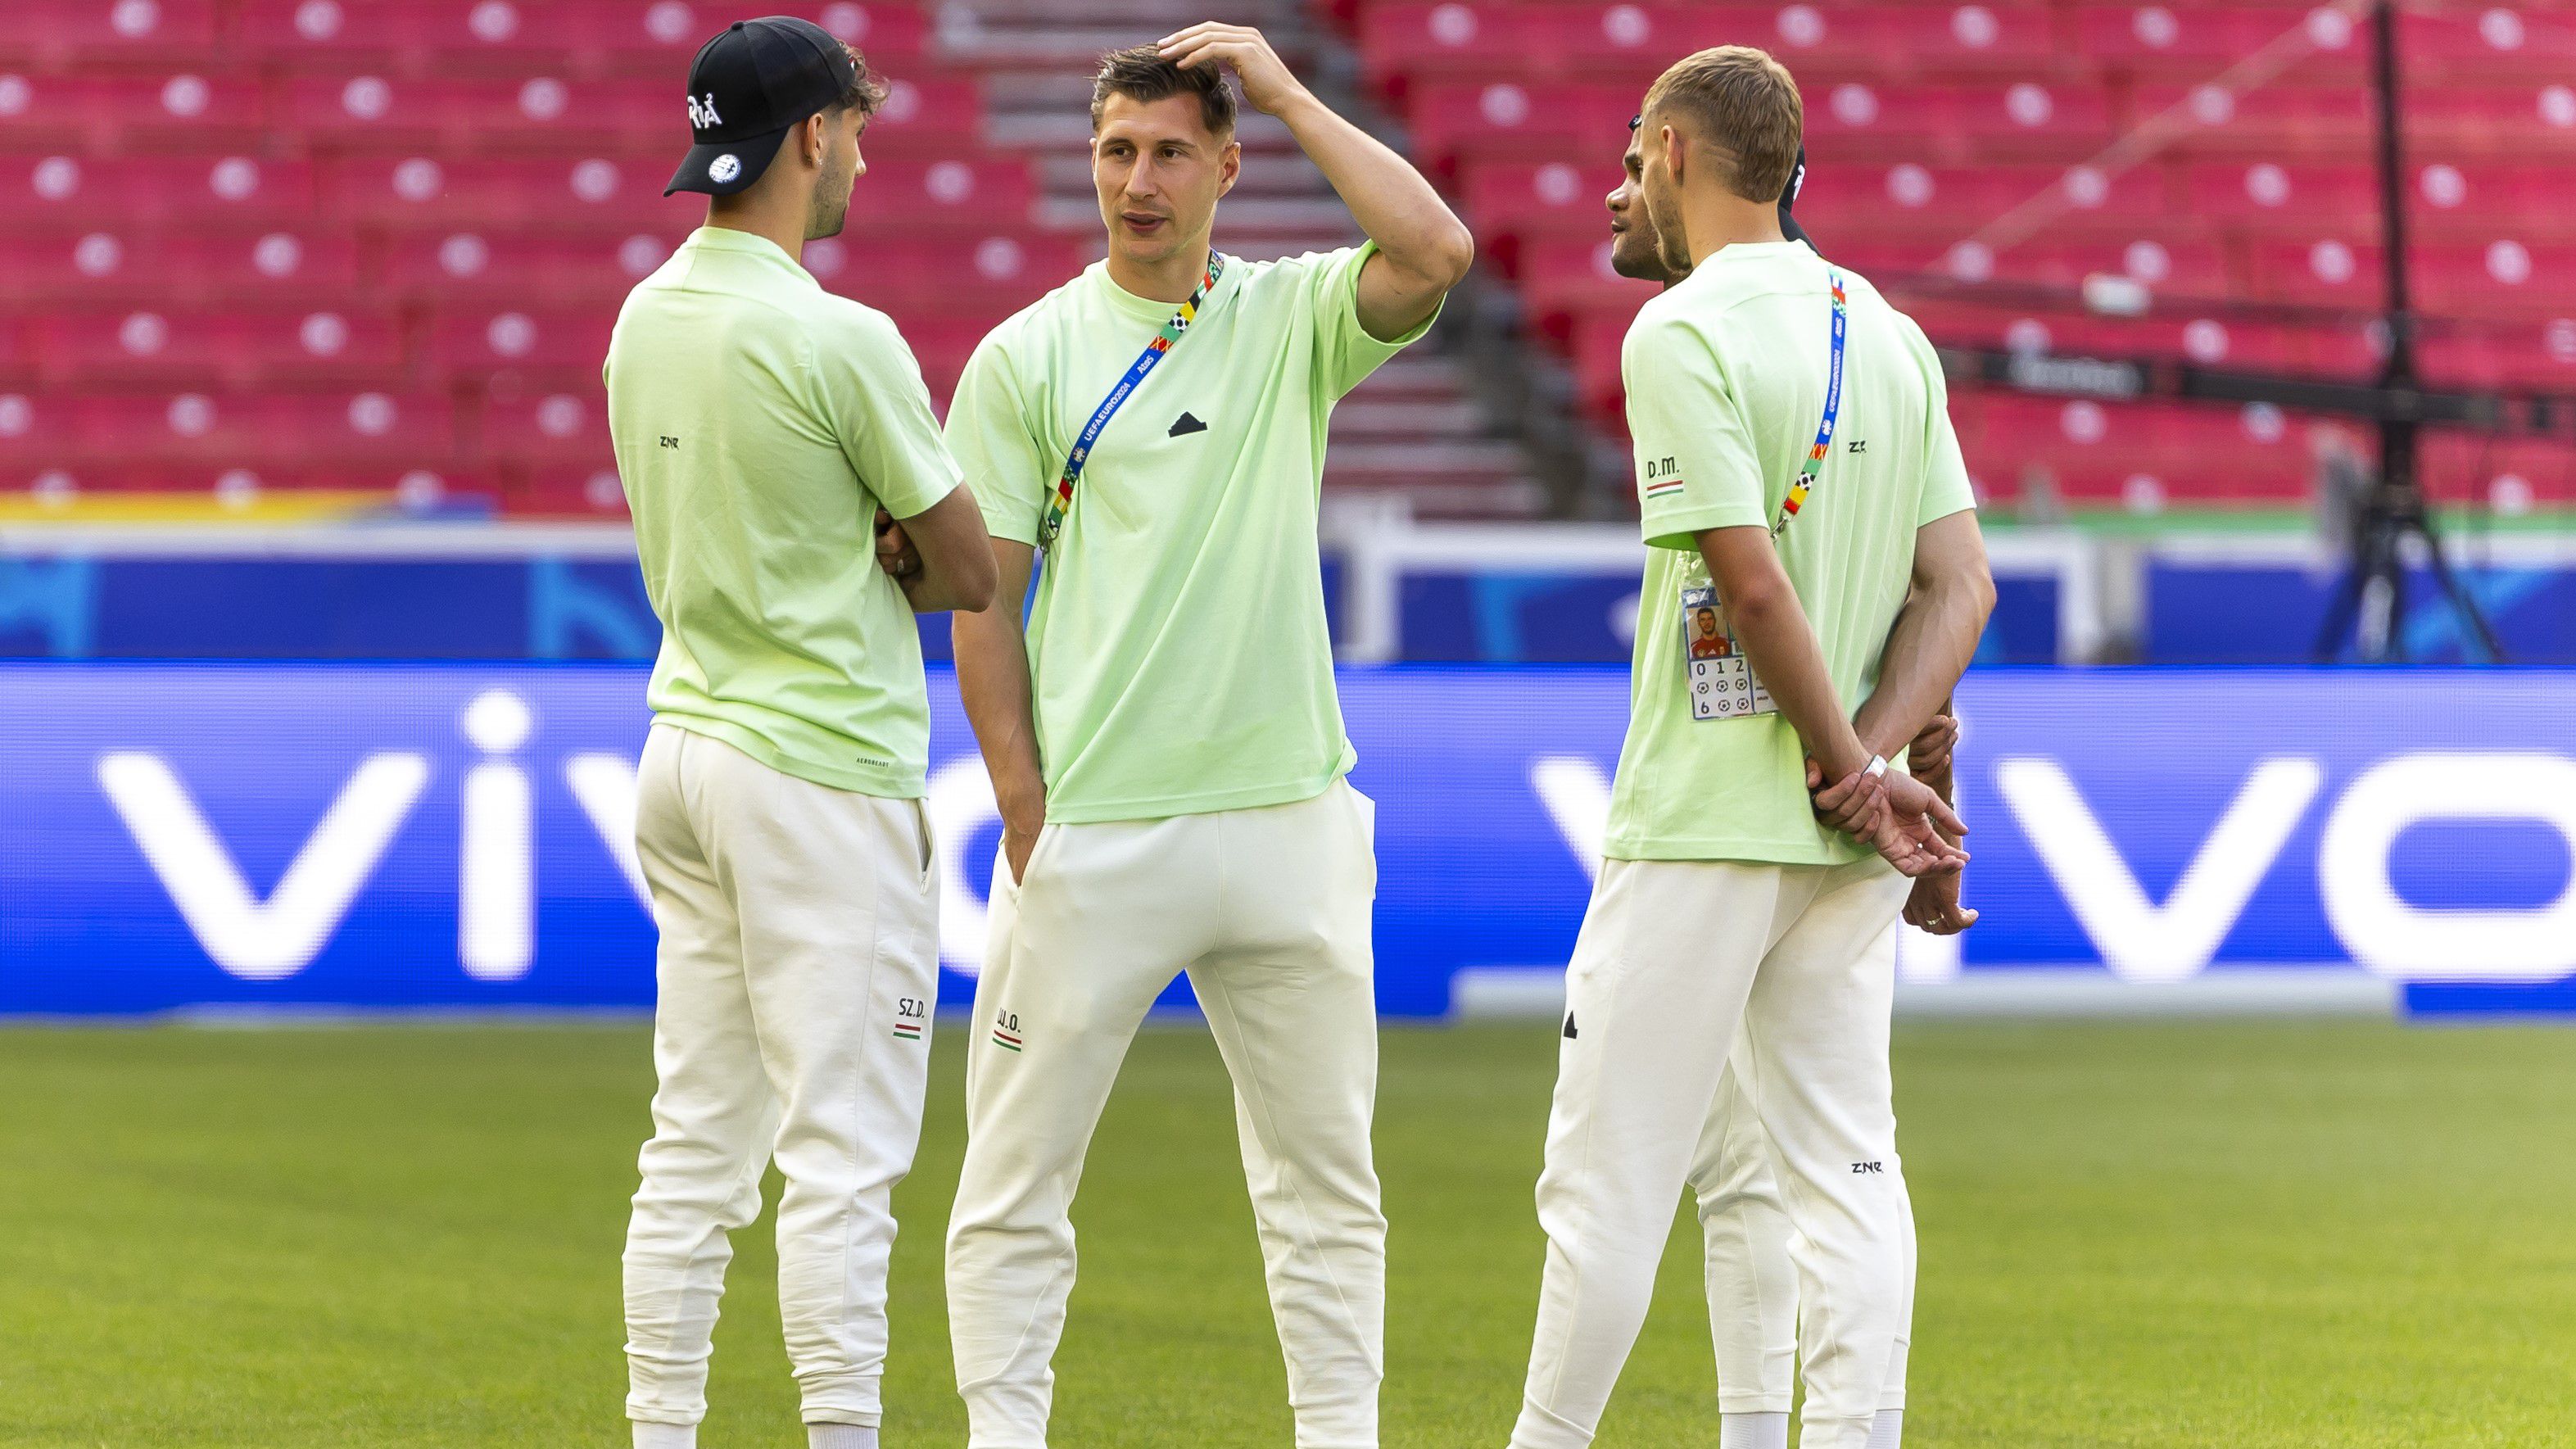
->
<box><xmin>1159</xmin><ymin>22</ymin><xmax>1474</xmax><ymax>339</ymax></box>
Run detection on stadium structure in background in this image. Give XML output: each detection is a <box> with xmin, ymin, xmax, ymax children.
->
<box><xmin>1913</xmin><ymin>0</ymin><xmax>2551</xmax><ymax>660</ymax></box>
<box><xmin>3</xmin><ymin>1</ymin><xmax>2574</xmax><ymax>665</ymax></box>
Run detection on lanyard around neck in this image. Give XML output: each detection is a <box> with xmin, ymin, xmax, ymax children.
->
<box><xmin>1772</xmin><ymin>269</ymin><xmax>1848</xmax><ymax>537</ymax></box>
<box><xmin>1036</xmin><ymin>252</ymin><xmax>1229</xmax><ymax>553</ymax></box>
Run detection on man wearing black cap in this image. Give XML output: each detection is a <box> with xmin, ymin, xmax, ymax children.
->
<box><xmin>607</xmin><ymin>18</ymin><xmax>996</xmax><ymax>1449</ymax></box>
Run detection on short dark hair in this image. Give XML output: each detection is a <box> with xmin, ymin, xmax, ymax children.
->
<box><xmin>1090</xmin><ymin>45</ymin><xmax>1236</xmax><ymax>137</ymax></box>
<box><xmin>831</xmin><ymin>42</ymin><xmax>890</xmax><ymax>119</ymax></box>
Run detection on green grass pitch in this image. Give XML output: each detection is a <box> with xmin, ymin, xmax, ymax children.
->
<box><xmin>2</xmin><ymin>1018</ymin><xmax>2571</xmax><ymax>1447</ymax></box>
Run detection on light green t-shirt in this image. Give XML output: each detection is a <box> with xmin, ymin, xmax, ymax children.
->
<box><xmin>1605</xmin><ymin>242</ymin><xmax>1976</xmax><ymax>864</ymax></box>
<box><xmin>604</xmin><ymin>225</ymin><xmax>963</xmax><ymax>798</ymax></box>
<box><xmin>946</xmin><ymin>244</ymin><xmax>1432</xmax><ymax>824</ymax></box>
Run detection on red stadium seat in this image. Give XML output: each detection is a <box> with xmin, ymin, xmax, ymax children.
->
<box><xmin>799</xmin><ymin>231</ymin><xmax>1088</xmax><ymax>313</ymax></box>
<box><xmin>0</xmin><ymin>72</ymin><xmax>269</xmax><ymax>155</ymax></box>
<box><xmin>2247</xmin><ymin>237</ymin><xmax>2385</xmax><ymax>308</ymax></box>
<box><xmin>278</xmin><ymin>75</ymin><xmax>672</xmax><ymax>154</ymax></box>
<box><xmin>1878</xmin><ymin>3</ymin><xmax>2060</xmax><ymax>72</ymax></box>
<box><xmin>385</xmin><ymin>229</ymin><xmax>692</xmax><ymax>305</ymax></box>
<box><xmin>1459</xmin><ymin>161</ymin><xmax>1616</xmax><ymax>246</ymax></box>
<box><xmin>321</xmin><ymin>152</ymin><xmax>1031</xmax><ymax>233</ymax></box>
<box><xmin>577</xmin><ymin>2</ymin><xmax>929</xmax><ymax>75</ymax></box>
<box><xmin>2399</xmin><ymin>4</ymin><xmax>2576</xmax><ymax>82</ymax></box>
<box><xmin>1403</xmin><ymin>81</ymin><xmax>1638</xmax><ymax>169</ymax></box>
<box><xmin>1954</xmin><ymin>82</ymin><xmax>2116</xmax><ymax>152</ymax></box>
<box><xmin>1356</xmin><ymin>2</ymin><xmax>1537</xmax><ymax>85</ymax></box>
<box><xmin>2424</xmin><ymin>315</ymin><xmax>2576</xmax><ymax>390</ymax></box>
<box><xmin>2407</xmin><ymin>81</ymin><xmax>2576</xmax><ymax>157</ymax></box>
<box><xmin>27</xmin><ymin>309</ymin><xmax>403</xmax><ymax>388</ymax></box>
<box><xmin>428</xmin><ymin>307</ymin><xmax>618</xmax><ymax>384</ymax></box>
<box><xmin>2184</xmin><ymin>161</ymin><xmax>2376</xmax><ymax>230</ymax></box>
<box><xmin>346</xmin><ymin>66</ymin><xmax>975</xmax><ymax>160</ymax></box>
<box><xmin>1794</xmin><ymin>163</ymin><xmax>2166</xmax><ymax>242</ymax></box>
<box><xmin>2420</xmin><ymin>433</ymin><xmax>2576</xmax><ymax>509</ymax></box>
<box><xmin>848</xmin><ymin>75</ymin><xmax>987</xmax><ymax>155</ymax></box>
<box><xmin>231</xmin><ymin>0</ymin><xmax>418</xmax><ymax>66</ymax></box>
<box><xmin>1949</xmin><ymin>390</ymin><xmax>2308</xmax><ymax>505</ymax></box>
<box><xmin>2075</xmin><ymin>6</ymin><xmax>2278</xmax><ymax>72</ymax></box>
<box><xmin>481</xmin><ymin>386</ymin><xmax>611</xmax><ymax>469</ymax></box>
<box><xmin>2417</xmin><ymin>241</ymin><xmax>2576</xmax><ymax>317</ymax></box>
<box><xmin>7</xmin><ymin>156</ymin><xmax>319</xmax><ymax>225</ymax></box>
<box><xmin>321</xmin><ymin>153</ymin><xmax>702</xmax><ymax>230</ymax></box>
<box><xmin>2406</xmin><ymin>165</ymin><xmax>2569</xmax><ymax>240</ymax></box>
<box><xmin>17</xmin><ymin>392</ymin><xmax>457</xmax><ymax>470</ymax></box>
<box><xmin>1550</xmin><ymin>4</ymin><xmax>1752</xmax><ymax>82</ymax></box>
<box><xmin>1514</xmin><ymin>238</ymin><xmax>1648</xmax><ymax>334</ymax></box>
<box><xmin>508</xmin><ymin>464</ymin><xmax>633</xmax><ymax>518</ymax></box>
<box><xmin>229</xmin><ymin>2</ymin><xmax>926</xmax><ymax>77</ymax></box>
<box><xmin>1800</xmin><ymin>82</ymin><xmax>1970</xmax><ymax>161</ymax></box>
<box><xmin>165</xmin><ymin>232</ymin><xmax>370</xmax><ymax>306</ymax></box>
<box><xmin>0</xmin><ymin>0</ymin><xmax>220</xmax><ymax>67</ymax></box>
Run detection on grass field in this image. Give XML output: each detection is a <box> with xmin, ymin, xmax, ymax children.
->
<box><xmin>3</xmin><ymin>1019</ymin><xmax>2572</xmax><ymax>1448</ymax></box>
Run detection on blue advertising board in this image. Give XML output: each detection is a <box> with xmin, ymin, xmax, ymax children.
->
<box><xmin>1</xmin><ymin>664</ymin><xmax>2570</xmax><ymax>1018</ymax></box>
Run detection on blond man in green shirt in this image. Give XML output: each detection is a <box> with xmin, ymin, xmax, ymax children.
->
<box><xmin>926</xmin><ymin>29</ymin><xmax>1470</xmax><ymax>1449</ymax></box>
<box><xmin>604</xmin><ymin>21</ymin><xmax>994</xmax><ymax>1449</ymax></box>
<box><xmin>1593</xmin><ymin>111</ymin><xmax>1983</xmax><ymax>1449</ymax></box>
<box><xmin>1510</xmin><ymin>48</ymin><xmax>1991</xmax><ymax>1449</ymax></box>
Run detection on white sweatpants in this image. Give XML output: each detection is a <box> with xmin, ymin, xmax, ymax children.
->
<box><xmin>1691</xmin><ymin>1064</ymin><xmax>1798</xmax><ymax>1415</ymax></box>
<box><xmin>1515</xmin><ymin>855</ymin><xmax>1913</xmax><ymax>1449</ymax></box>
<box><xmin>945</xmin><ymin>780</ymin><xmax>1383</xmax><ymax>1449</ymax></box>
<box><xmin>622</xmin><ymin>725</ymin><xmax>940</xmax><ymax>1431</ymax></box>
<box><xmin>1691</xmin><ymin>1059</ymin><xmax>1914</xmax><ymax>1419</ymax></box>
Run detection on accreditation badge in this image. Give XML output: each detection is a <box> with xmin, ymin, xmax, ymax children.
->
<box><xmin>1680</xmin><ymin>582</ymin><xmax>1775</xmax><ymax>722</ymax></box>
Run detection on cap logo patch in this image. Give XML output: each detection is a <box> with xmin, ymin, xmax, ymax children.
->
<box><xmin>709</xmin><ymin>154</ymin><xmax>741</xmax><ymax>183</ymax></box>
<box><xmin>687</xmin><ymin>92</ymin><xmax>722</xmax><ymax>130</ymax></box>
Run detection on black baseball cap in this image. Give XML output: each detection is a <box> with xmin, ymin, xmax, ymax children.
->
<box><xmin>666</xmin><ymin>16</ymin><xmax>859</xmax><ymax>198</ymax></box>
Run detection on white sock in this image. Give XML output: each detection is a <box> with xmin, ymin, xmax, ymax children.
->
<box><xmin>1719</xmin><ymin>1411</ymin><xmax>1790</xmax><ymax>1449</ymax></box>
<box><xmin>631</xmin><ymin>1424</ymin><xmax>695</xmax><ymax>1449</ymax></box>
<box><xmin>808</xmin><ymin>1424</ymin><xmax>878</xmax><ymax>1449</ymax></box>
<box><xmin>1867</xmin><ymin>1408</ymin><xmax>1904</xmax><ymax>1448</ymax></box>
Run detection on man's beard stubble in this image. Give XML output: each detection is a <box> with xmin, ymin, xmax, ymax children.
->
<box><xmin>806</xmin><ymin>161</ymin><xmax>853</xmax><ymax>241</ymax></box>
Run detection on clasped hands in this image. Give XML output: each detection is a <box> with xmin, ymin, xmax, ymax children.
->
<box><xmin>1804</xmin><ymin>716</ymin><xmax>1968</xmax><ymax>885</ymax></box>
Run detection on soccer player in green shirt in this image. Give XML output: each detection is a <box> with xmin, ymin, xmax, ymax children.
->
<box><xmin>1596</xmin><ymin>111</ymin><xmax>1982</xmax><ymax>1449</ymax></box>
<box><xmin>935</xmin><ymin>27</ymin><xmax>1472</xmax><ymax>1449</ymax></box>
<box><xmin>1510</xmin><ymin>48</ymin><xmax>1993</xmax><ymax>1449</ymax></box>
<box><xmin>604</xmin><ymin>20</ymin><xmax>994</xmax><ymax>1449</ymax></box>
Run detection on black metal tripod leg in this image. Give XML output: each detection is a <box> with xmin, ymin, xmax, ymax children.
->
<box><xmin>2411</xmin><ymin>517</ymin><xmax>2509</xmax><ymax>663</ymax></box>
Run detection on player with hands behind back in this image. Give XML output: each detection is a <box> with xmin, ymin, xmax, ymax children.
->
<box><xmin>1506</xmin><ymin>46</ymin><xmax>1992</xmax><ymax>1449</ymax></box>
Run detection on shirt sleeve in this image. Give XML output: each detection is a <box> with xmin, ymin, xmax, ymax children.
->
<box><xmin>810</xmin><ymin>307</ymin><xmax>962</xmax><ymax>519</ymax></box>
<box><xmin>1302</xmin><ymin>242</ymin><xmax>1439</xmax><ymax>401</ymax></box>
<box><xmin>943</xmin><ymin>328</ymin><xmax>1051</xmax><ymax>547</ymax></box>
<box><xmin>1907</xmin><ymin>319</ymin><xmax>1977</xmax><ymax>527</ymax></box>
<box><xmin>1623</xmin><ymin>308</ymin><xmax>1767</xmax><ymax>550</ymax></box>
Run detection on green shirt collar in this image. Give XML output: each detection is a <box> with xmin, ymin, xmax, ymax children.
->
<box><xmin>682</xmin><ymin>225</ymin><xmax>818</xmax><ymax>288</ymax></box>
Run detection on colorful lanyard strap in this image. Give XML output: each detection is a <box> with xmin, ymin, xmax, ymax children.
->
<box><xmin>1772</xmin><ymin>269</ymin><xmax>1848</xmax><ymax>537</ymax></box>
<box><xmin>1035</xmin><ymin>251</ymin><xmax>1229</xmax><ymax>553</ymax></box>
